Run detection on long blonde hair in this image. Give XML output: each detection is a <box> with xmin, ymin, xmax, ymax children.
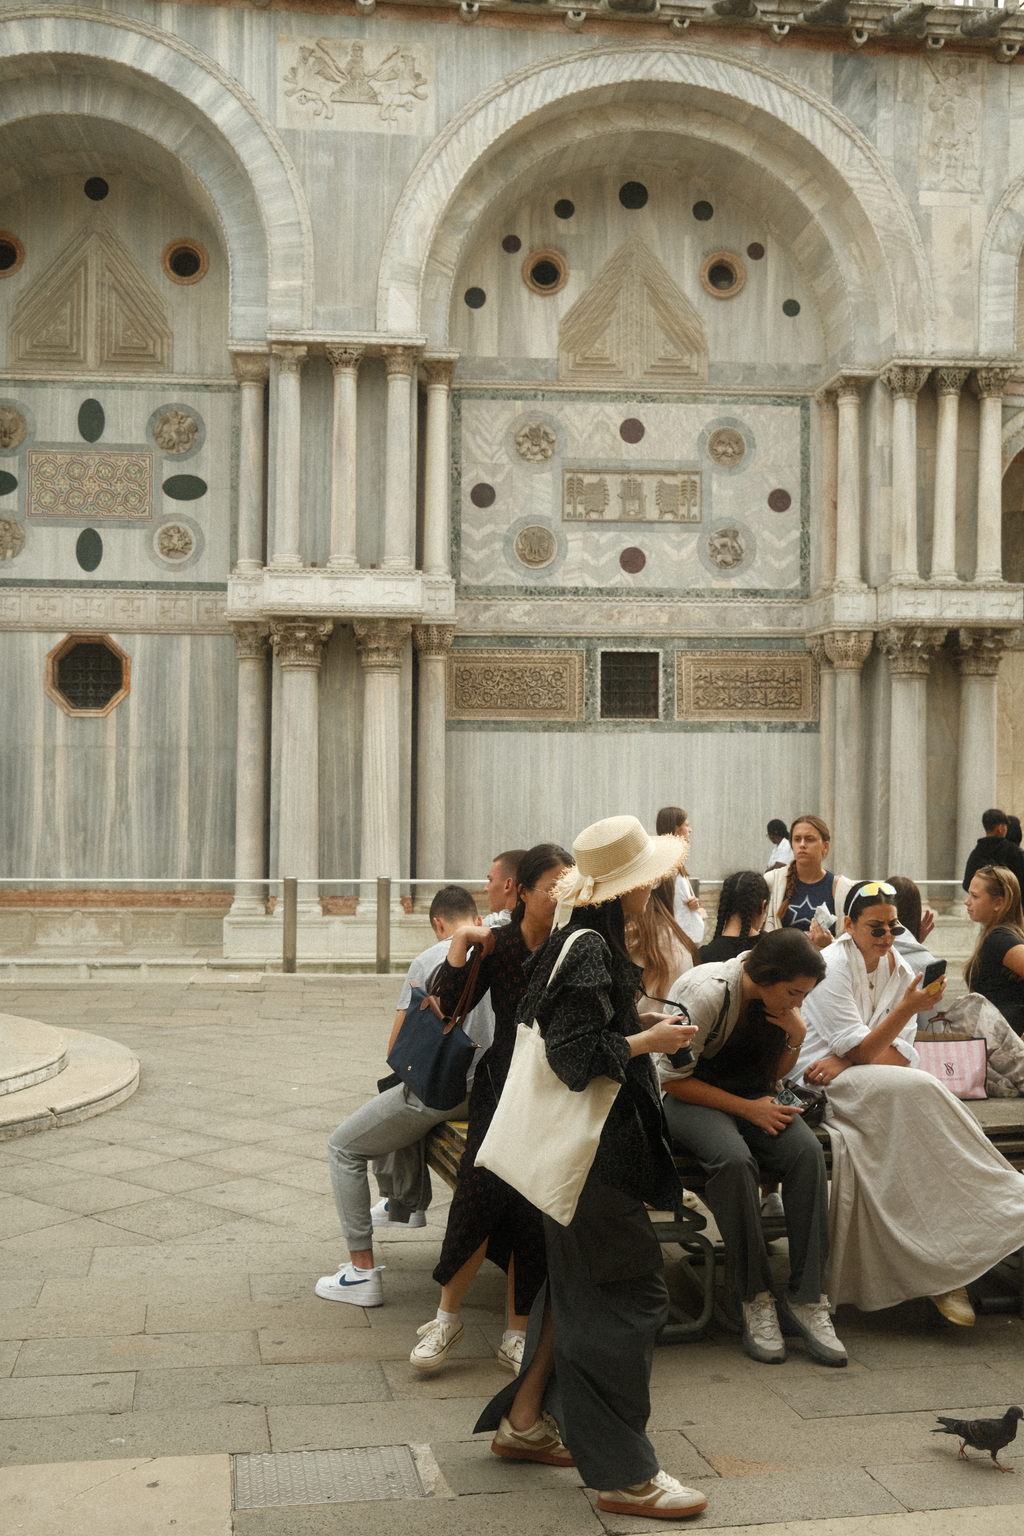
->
<box><xmin>627</xmin><ymin>876</ymin><xmax>701</xmax><ymax>997</ymax></box>
<box><xmin>964</xmin><ymin>865</ymin><xmax>1024</xmax><ymax>989</ymax></box>
<box><xmin>778</xmin><ymin>813</ymin><xmax>831</xmax><ymax>923</ymax></box>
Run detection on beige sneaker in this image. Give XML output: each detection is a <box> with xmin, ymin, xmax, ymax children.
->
<box><xmin>491</xmin><ymin>1411</ymin><xmax>575</xmax><ymax>1467</ymax></box>
<box><xmin>410</xmin><ymin>1317</ymin><xmax>463</xmax><ymax>1372</ymax></box>
<box><xmin>598</xmin><ymin>1470</ymin><xmax>708</xmax><ymax>1520</ymax></box>
<box><xmin>930</xmin><ymin>1287</ymin><xmax>975</xmax><ymax>1327</ymax></box>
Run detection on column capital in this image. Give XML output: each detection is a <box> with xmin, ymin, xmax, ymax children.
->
<box><xmin>934</xmin><ymin>366</ymin><xmax>970</xmax><ymax>397</ymax></box>
<box><xmin>355</xmin><ymin>618</ymin><xmax>413</xmax><ymax>670</ymax></box>
<box><xmin>231</xmin><ymin>352</ymin><xmax>270</xmax><ymax>386</ymax></box>
<box><xmin>822</xmin><ymin>629</ymin><xmax>873</xmax><ymax>671</ymax></box>
<box><xmin>232</xmin><ymin>621</ymin><xmax>270</xmax><ymax>661</ymax></box>
<box><xmin>382</xmin><ymin>344</ymin><xmax>421</xmax><ymax>378</ymax></box>
<box><xmin>421</xmin><ymin>356</ymin><xmax>458</xmax><ymax>389</ymax></box>
<box><xmin>814</xmin><ymin>387</ymin><xmax>837</xmax><ymax>408</ymax></box>
<box><xmin>877</xmin><ymin>625</ymin><xmax>946</xmax><ymax>676</ymax></box>
<box><xmin>972</xmin><ymin>366</ymin><xmax>1015</xmax><ymax>400</ymax></box>
<box><xmin>955</xmin><ymin>626</ymin><xmax>1018</xmax><ymax>677</ymax></box>
<box><xmin>413</xmin><ymin>623</ymin><xmax>456</xmax><ymax>659</ymax></box>
<box><xmin>270</xmin><ymin>618</ymin><xmax>333</xmax><ymax>668</ymax></box>
<box><xmin>835</xmin><ymin>375</ymin><xmax>865</xmax><ymax>403</ymax></box>
<box><xmin>880</xmin><ymin>364</ymin><xmax>929</xmax><ymax>400</ymax></box>
<box><xmin>325</xmin><ymin>345</ymin><xmax>365</xmax><ymax>373</ymax></box>
<box><xmin>805</xmin><ymin>635</ymin><xmax>830</xmax><ymax>667</ymax></box>
<box><xmin>271</xmin><ymin>343</ymin><xmax>308</xmax><ymax>375</ymax></box>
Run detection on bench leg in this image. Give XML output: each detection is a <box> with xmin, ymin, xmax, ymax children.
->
<box><xmin>651</xmin><ymin>1216</ymin><xmax>717</xmax><ymax>1343</ymax></box>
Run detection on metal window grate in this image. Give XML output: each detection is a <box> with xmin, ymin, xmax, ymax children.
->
<box><xmin>600</xmin><ymin>651</ymin><xmax>660</xmax><ymax>719</ymax></box>
<box><xmin>56</xmin><ymin>642</ymin><xmax>123</xmax><ymax>710</ymax></box>
<box><xmin>232</xmin><ymin>1447</ymin><xmax>424</xmax><ymax>1510</ymax></box>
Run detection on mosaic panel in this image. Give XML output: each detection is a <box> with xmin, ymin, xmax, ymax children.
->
<box><xmin>676</xmin><ymin>650</ymin><xmax>818</xmax><ymax>722</ymax></box>
<box><xmin>27</xmin><ymin>449</ymin><xmax>153</xmax><ymax>520</ymax></box>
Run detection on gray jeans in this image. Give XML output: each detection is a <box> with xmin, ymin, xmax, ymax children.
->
<box><xmin>327</xmin><ymin>1085</ymin><xmax>469</xmax><ymax>1252</ymax></box>
<box><xmin>662</xmin><ymin>1095</ymin><xmax>829</xmax><ymax>1305</ymax></box>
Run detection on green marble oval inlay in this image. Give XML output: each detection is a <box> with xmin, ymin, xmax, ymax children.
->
<box><xmin>0</xmin><ymin>470</ymin><xmax>17</xmax><ymax>496</ymax></box>
<box><xmin>78</xmin><ymin>399</ymin><xmax>105</xmax><ymax>442</ymax></box>
<box><xmin>76</xmin><ymin>527</ymin><xmax>103</xmax><ymax>571</ymax></box>
<box><xmin>162</xmin><ymin>474</ymin><xmax>207</xmax><ymax>501</ymax></box>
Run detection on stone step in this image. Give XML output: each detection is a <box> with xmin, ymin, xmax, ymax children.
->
<box><xmin>0</xmin><ymin>1026</ymin><xmax>139</xmax><ymax>1141</ymax></box>
<box><xmin>0</xmin><ymin>1014</ymin><xmax>68</xmax><ymax>1095</ymax></box>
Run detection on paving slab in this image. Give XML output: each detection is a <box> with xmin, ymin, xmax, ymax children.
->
<box><xmin>257</xmin><ymin>1320</ymin><xmax>495</xmax><ymax>1366</ymax></box>
<box><xmin>37</xmin><ymin>1175</ymin><xmax>170</xmax><ymax>1215</ymax></box>
<box><xmin>766</xmin><ymin>1364</ymin><xmax>1019</xmax><ymax>1419</ymax></box>
<box><xmin>0</xmin><ymin>1303</ymin><xmax>147</xmax><ymax>1341</ymax></box>
<box><xmin>232</xmin><ymin>1482</ymin><xmax>604</xmax><ymax>1536</ymax></box>
<box><xmin>0</xmin><ymin>1371</ymin><xmax>136</xmax><ymax>1419</ymax></box>
<box><xmin>266</xmin><ymin>1398</ymin><xmax>496</xmax><ymax>1451</ymax></box>
<box><xmin>867</xmin><ymin>1453</ymin><xmax>1024</xmax><ymax>1510</ymax></box>
<box><xmin>114</xmin><ymin>1158</ymin><xmax>230</xmax><ymax>1193</ymax></box>
<box><xmin>2</xmin><ymin>1214</ymin><xmax>160</xmax><ymax>1252</ymax></box>
<box><xmin>133</xmin><ymin>1359</ymin><xmax>392</xmax><ymax>1411</ymax></box>
<box><xmin>38</xmin><ymin>1273</ymin><xmax>252</xmax><ymax>1308</ymax></box>
<box><xmin>0</xmin><ymin>1404</ymin><xmax>271</xmax><ymax>1464</ymax></box>
<box><xmin>15</xmin><ymin>1329</ymin><xmax>261</xmax><ymax>1376</ymax></box>
<box><xmin>0</xmin><ymin>1453</ymin><xmax>232</xmax><ymax>1536</ymax></box>
<box><xmin>85</xmin><ymin>1237</ymin><xmax>341</xmax><ymax>1275</ymax></box>
<box><xmin>0</xmin><ymin>1194</ymin><xmax>76</xmax><ymax>1239</ymax></box>
<box><xmin>88</xmin><ymin>1194</ymin><xmax>236</xmax><ymax>1241</ymax></box>
<box><xmin>145</xmin><ymin>1298</ymin><xmax>369</xmax><ymax>1336</ymax></box>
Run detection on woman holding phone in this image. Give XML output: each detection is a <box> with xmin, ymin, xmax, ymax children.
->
<box><xmin>797</xmin><ymin>881</ymin><xmax>1024</xmax><ymax>1324</ymax></box>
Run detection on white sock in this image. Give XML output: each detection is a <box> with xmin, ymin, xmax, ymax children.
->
<box><xmin>437</xmin><ymin>1307</ymin><xmax>460</xmax><ymax>1326</ymax></box>
<box><xmin>351</xmin><ymin>1261</ymin><xmax>376</xmax><ymax>1273</ymax></box>
<box><xmin>503</xmin><ymin>1328</ymin><xmax>526</xmax><ymax>1345</ymax></box>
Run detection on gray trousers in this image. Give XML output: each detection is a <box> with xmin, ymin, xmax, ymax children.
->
<box><xmin>662</xmin><ymin>1095</ymin><xmax>828</xmax><ymax>1305</ymax></box>
<box><xmin>327</xmin><ymin>1084</ymin><xmax>469</xmax><ymax>1252</ymax></box>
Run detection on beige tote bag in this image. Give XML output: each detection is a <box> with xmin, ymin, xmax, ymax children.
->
<box><xmin>476</xmin><ymin>928</ymin><xmax>621</xmax><ymax>1226</ymax></box>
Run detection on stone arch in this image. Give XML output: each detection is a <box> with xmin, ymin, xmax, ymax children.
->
<box><xmin>979</xmin><ymin>175</ymin><xmax>1024</xmax><ymax>360</ymax></box>
<box><xmin>0</xmin><ymin>7</ymin><xmax>314</xmax><ymax>338</ymax></box>
<box><xmin>378</xmin><ymin>41</ymin><xmax>934</xmax><ymax>363</ymax></box>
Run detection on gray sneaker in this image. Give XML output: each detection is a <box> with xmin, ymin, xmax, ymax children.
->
<box><xmin>741</xmin><ymin>1290</ymin><xmax>786</xmax><ymax>1364</ymax></box>
<box><xmin>779</xmin><ymin>1294</ymin><xmax>847</xmax><ymax>1367</ymax></box>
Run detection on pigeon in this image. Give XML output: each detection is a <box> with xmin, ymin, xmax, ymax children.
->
<box><xmin>932</xmin><ymin>1407</ymin><xmax>1024</xmax><ymax>1472</ymax></box>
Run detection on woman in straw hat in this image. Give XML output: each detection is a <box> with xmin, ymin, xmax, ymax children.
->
<box><xmin>475</xmin><ymin>815</ymin><xmax>709</xmax><ymax>1522</ymax></box>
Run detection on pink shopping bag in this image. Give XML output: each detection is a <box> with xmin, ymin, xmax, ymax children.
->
<box><xmin>915</xmin><ymin>1038</ymin><xmax>987</xmax><ymax>1100</ymax></box>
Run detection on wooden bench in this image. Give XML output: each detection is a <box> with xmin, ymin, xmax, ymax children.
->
<box><xmin>425</xmin><ymin>1100</ymin><xmax>1024</xmax><ymax>1342</ymax></box>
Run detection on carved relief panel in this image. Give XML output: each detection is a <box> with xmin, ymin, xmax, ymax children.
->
<box><xmin>447</xmin><ymin>648</ymin><xmax>585</xmax><ymax>721</ymax></box>
<box><xmin>676</xmin><ymin>650</ymin><xmax>818</xmax><ymax>722</ymax></box>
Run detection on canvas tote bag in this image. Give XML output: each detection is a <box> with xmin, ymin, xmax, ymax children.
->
<box><xmin>476</xmin><ymin>928</ymin><xmax>621</xmax><ymax>1226</ymax></box>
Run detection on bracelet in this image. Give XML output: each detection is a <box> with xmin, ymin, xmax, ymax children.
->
<box><xmin>784</xmin><ymin>1035</ymin><xmax>801</xmax><ymax>1051</ymax></box>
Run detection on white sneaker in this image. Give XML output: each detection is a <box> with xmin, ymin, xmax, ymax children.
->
<box><xmin>410</xmin><ymin>1317</ymin><xmax>464</xmax><ymax>1372</ymax></box>
<box><xmin>314</xmin><ymin>1261</ymin><xmax>383</xmax><ymax>1306</ymax></box>
<box><xmin>371</xmin><ymin>1199</ymin><xmax>426</xmax><ymax>1229</ymax></box>
<box><xmin>780</xmin><ymin>1295</ymin><xmax>848</xmax><ymax>1367</ymax></box>
<box><xmin>760</xmin><ymin>1192</ymin><xmax>785</xmax><ymax>1219</ymax></box>
<box><xmin>741</xmin><ymin>1290</ymin><xmax>785</xmax><ymax>1364</ymax></box>
<box><xmin>498</xmin><ymin>1333</ymin><xmax>525</xmax><ymax>1374</ymax></box>
<box><xmin>598</xmin><ymin>1470</ymin><xmax>708</xmax><ymax>1519</ymax></box>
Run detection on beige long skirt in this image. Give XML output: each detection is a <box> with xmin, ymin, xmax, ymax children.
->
<box><xmin>823</xmin><ymin>1065</ymin><xmax>1024</xmax><ymax>1311</ymax></box>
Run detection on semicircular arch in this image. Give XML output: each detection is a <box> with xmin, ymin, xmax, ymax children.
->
<box><xmin>379</xmin><ymin>41</ymin><xmax>933</xmax><ymax>363</ymax></box>
<box><xmin>0</xmin><ymin>6</ymin><xmax>314</xmax><ymax>338</ymax></box>
<box><xmin>980</xmin><ymin>173</ymin><xmax>1024</xmax><ymax>361</ymax></box>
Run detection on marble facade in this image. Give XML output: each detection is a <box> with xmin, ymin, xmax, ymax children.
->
<box><xmin>0</xmin><ymin>2</ymin><xmax>1023</xmax><ymax>958</ymax></box>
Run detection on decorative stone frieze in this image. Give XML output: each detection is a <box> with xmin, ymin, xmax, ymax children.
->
<box><xmin>954</xmin><ymin>627</ymin><xmax>1017</xmax><ymax>677</ymax></box>
<box><xmin>326</xmin><ymin>345</ymin><xmax>364</xmax><ymax>373</ymax></box>
<box><xmin>232</xmin><ymin>621</ymin><xmax>270</xmax><ymax>661</ymax></box>
<box><xmin>382</xmin><ymin>345</ymin><xmax>419</xmax><ymax>378</ymax></box>
<box><xmin>231</xmin><ymin>353</ymin><xmax>271</xmax><ymax>386</ymax></box>
<box><xmin>973</xmin><ymin>366</ymin><xmax>1015</xmax><ymax>399</ymax></box>
<box><xmin>270</xmin><ymin>617</ymin><xmax>333</xmax><ymax>668</ymax></box>
<box><xmin>412</xmin><ymin>623</ymin><xmax>455</xmax><ymax>659</ymax></box>
<box><xmin>354</xmin><ymin>617</ymin><xmax>413</xmax><ymax>670</ymax></box>
<box><xmin>447</xmin><ymin>648</ymin><xmax>584</xmax><ymax>720</ymax></box>
<box><xmin>822</xmin><ymin>630</ymin><xmax>874</xmax><ymax>671</ymax></box>
<box><xmin>675</xmin><ymin>651</ymin><xmax>818</xmax><ymax>723</ymax></box>
<box><xmin>0</xmin><ymin>587</ymin><xmax>229</xmax><ymax>633</ymax></box>
<box><xmin>934</xmin><ymin>367</ymin><xmax>969</xmax><ymax>396</ymax></box>
<box><xmin>876</xmin><ymin>625</ymin><xmax>946</xmax><ymax>676</ymax></box>
<box><xmin>879</xmin><ymin>364</ymin><xmax>930</xmax><ymax>399</ymax></box>
<box><xmin>270</xmin><ymin>343</ymin><xmax>307</xmax><ymax>375</ymax></box>
<box><xmin>563</xmin><ymin>469</ymin><xmax>701</xmax><ymax>523</ymax></box>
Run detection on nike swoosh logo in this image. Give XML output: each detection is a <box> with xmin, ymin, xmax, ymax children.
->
<box><xmin>337</xmin><ymin>1275</ymin><xmax>372</xmax><ymax>1286</ymax></box>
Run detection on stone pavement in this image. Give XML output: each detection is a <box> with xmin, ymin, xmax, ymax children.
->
<box><xmin>1</xmin><ymin>974</ymin><xmax>1023</xmax><ymax>1535</ymax></box>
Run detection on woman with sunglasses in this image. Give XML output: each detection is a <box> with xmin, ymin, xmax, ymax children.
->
<box><xmin>796</xmin><ymin>881</ymin><xmax>1024</xmax><ymax>1325</ymax></box>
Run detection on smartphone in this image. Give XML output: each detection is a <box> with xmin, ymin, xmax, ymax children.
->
<box><xmin>922</xmin><ymin>959</ymin><xmax>947</xmax><ymax>994</ymax></box>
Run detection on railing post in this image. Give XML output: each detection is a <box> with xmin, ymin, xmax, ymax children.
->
<box><xmin>376</xmin><ymin>876</ymin><xmax>391</xmax><ymax>975</ymax></box>
<box><xmin>282</xmin><ymin>876</ymin><xmax>297</xmax><ymax>974</ymax></box>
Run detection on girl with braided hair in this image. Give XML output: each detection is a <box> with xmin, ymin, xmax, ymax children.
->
<box><xmin>701</xmin><ymin>871</ymin><xmax>770</xmax><ymax>963</ymax></box>
<box><xmin>762</xmin><ymin>814</ymin><xmax>856</xmax><ymax>952</ymax></box>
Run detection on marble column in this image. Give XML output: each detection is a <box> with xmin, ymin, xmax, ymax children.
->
<box><xmin>422</xmin><ymin>357</ymin><xmax>457</xmax><ymax>576</ymax></box>
<box><xmin>413</xmin><ymin>624</ymin><xmax>455</xmax><ymax>892</ymax></box>
<box><xmin>815</xmin><ymin>389</ymin><xmax>838</xmax><ymax>590</ymax></box>
<box><xmin>269</xmin><ymin>344</ymin><xmax>307</xmax><ymax>570</ymax></box>
<box><xmin>807</xmin><ymin>637</ymin><xmax>835</xmax><ymax>830</ymax></box>
<box><xmin>270</xmin><ymin>619</ymin><xmax>333</xmax><ymax>913</ymax></box>
<box><xmin>823</xmin><ymin>630</ymin><xmax>874</xmax><ymax>874</ymax></box>
<box><xmin>973</xmin><ymin>367</ymin><xmax>1014</xmax><ymax>582</ymax></box>
<box><xmin>834</xmin><ymin>378</ymin><xmax>865</xmax><ymax>588</ymax></box>
<box><xmin>382</xmin><ymin>346</ymin><xmax>419</xmax><ymax>571</ymax></box>
<box><xmin>881</xmin><ymin>365</ymin><xmax>929</xmax><ymax>583</ymax></box>
<box><xmin>230</xmin><ymin>622</ymin><xmax>269</xmax><ymax>915</ymax></box>
<box><xmin>356</xmin><ymin>619</ymin><xmax>414</xmax><ymax>897</ymax></box>
<box><xmin>326</xmin><ymin>346</ymin><xmax>363</xmax><ymax>570</ymax></box>
<box><xmin>877</xmin><ymin>626</ymin><xmax>946</xmax><ymax>877</ymax></box>
<box><xmin>931</xmin><ymin>368</ymin><xmax>969</xmax><ymax>582</ymax></box>
<box><xmin>231</xmin><ymin>353</ymin><xmax>269</xmax><ymax>574</ymax></box>
<box><xmin>955</xmin><ymin>628</ymin><xmax>1013</xmax><ymax>877</ymax></box>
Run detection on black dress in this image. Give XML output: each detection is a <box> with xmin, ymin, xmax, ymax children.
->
<box><xmin>971</xmin><ymin>926</ymin><xmax>1024</xmax><ymax>1036</ymax></box>
<box><xmin>431</xmin><ymin>918</ymin><xmax>547</xmax><ymax>1313</ymax></box>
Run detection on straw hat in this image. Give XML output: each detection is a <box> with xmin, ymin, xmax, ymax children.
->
<box><xmin>552</xmin><ymin>814</ymin><xmax>688</xmax><ymax>930</ymax></box>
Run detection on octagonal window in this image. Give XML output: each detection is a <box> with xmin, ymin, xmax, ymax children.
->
<box><xmin>45</xmin><ymin>633</ymin><xmax>130</xmax><ymax>717</ymax></box>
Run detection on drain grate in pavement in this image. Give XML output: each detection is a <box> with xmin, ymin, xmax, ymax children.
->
<box><xmin>232</xmin><ymin>1446</ymin><xmax>425</xmax><ymax>1509</ymax></box>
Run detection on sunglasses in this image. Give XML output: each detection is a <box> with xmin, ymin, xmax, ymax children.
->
<box><xmin>865</xmin><ymin>921</ymin><xmax>905</xmax><ymax>938</ymax></box>
<box><xmin>856</xmin><ymin>881</ymin><xmax>896</xmax><ymax>899</ymax></box>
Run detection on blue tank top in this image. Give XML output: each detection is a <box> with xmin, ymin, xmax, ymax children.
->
<box><xmin>782</xmin><ymin>871</ymin><xmax>834</xmax><ymax>932</ymax></box>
